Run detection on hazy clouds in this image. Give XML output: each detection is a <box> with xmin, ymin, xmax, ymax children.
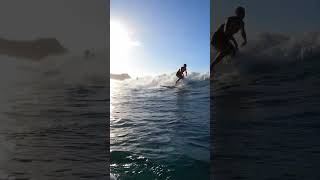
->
<box><xmin>0</xmin><ymin>0</ymin><xmax>108</xmax><ymax>53</ymax></box>
<box><xmin>211</xmin><ymin>0</ymin><xmax>320</xmax><ymax>37</ymax></box>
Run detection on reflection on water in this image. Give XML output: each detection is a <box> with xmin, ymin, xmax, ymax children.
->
<box><xmin>110</xmin><ymin>75</ymin><xmax>210</xmax><ymax>180</ymax></box>
<box><xmin>0</xmin><ymin>55</ymin><xmax>108</xmax><ymax>180</ymax></box>
<box><xmin>212</xmin><ymin>59</ymin><xmax>320</xmax><ymax>180</ymax></box>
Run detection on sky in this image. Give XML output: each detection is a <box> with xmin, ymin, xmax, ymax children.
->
<box><xmin>211</xmin><ymin>0</ymin><xmax>320</xmax><ymax>38</ymax></box>
<box><xmin>0</xmin><ymin>0</ymin><xmax>108</xmax><ymax>53</ymax></box>
<box><xmin>110</xmin><ymin>0</ymin><xmax>210</xmax><ymax>76</ymax></box>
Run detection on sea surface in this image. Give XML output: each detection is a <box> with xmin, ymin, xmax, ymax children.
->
<box><xmin>211</xmin><ymin>32</ymin><xmax>320</xmax><ymax>179</ymax></box>
<box><xmin>110</xmin><ymin>73</ymin><xmax>210</xmax><ymax>180</ymax></box>
<box><xmin>0</xmin><ymin>54</ymin><xmax>108</xmax><ymax>180</ymax></box>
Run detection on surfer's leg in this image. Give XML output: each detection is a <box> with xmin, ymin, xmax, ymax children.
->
<box><xmin>229</xmin><ymin>44</ymin><xmax>237</xmax><ymax>57</ymax></box>
<box><xmin>210</xmin><ymin>37</ymin><xmax>234</xmax><ymax>79</ymax></box>
<box><xmin>210</xmin><ymin>67</ymin><xmax>216</xmax><ymax>80</ymax></box>
<box><xmin>211</xmin><ymin>51</ymin><xmax>228</xmax><ymax>70</ymax></box>
<box><xmin>211</xmin><ymin>36</ymin><xmax>234</xmax><ymax>69</ymax></box>
<box><xmin>175</xmin><ymin>78</ymin><xmax>181</xmax><ymax>85</ymax></box>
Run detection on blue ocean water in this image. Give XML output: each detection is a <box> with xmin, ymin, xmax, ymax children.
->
<box><xmin>0</xmin><ymin>54</ymin><xmax>107</xmax><ymax>179</ymax></box>
<box><xmin>111</xmin><ymin>73</ymin><xmax>210</xmax><ymax>180</ymax></box>
<box><xmin>212</xmin><ymin>32</ymin><xmax>320</xmax><ymax>179</ymax></box>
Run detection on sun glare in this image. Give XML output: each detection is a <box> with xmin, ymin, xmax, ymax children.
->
<box><xmin>110</xmin><ymin>20</ymin><xmax>140</xmax><ymax>74</ymax></box>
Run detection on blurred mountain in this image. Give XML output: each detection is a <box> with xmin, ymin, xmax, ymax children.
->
<box><xmin>0</xmin><ymin>37</ymin><xmax>67</xmax><ymax>60</ymax></box>
<box><xmin>110</xmin><ymin>73</ymin><xmax>131</xmax><ymax>80</ymax></box>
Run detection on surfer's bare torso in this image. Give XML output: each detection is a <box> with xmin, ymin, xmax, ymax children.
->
<box><xmin>210</xmin><ymin>6</ymin><xmax>247</xmax><ymax>79</ymax></box>
<box><xmin>175</xmin><ymin>64</ymin><xmax>187</xmax><ymax>85</ymax></box>
<box><xmin>176</xmin><ymin>66</ymin><xmax>187</xmax><ymax>79</ymax></box>
<box><xmin>212</xmin><ymin>16</ymin><xmax>245</xmax><ymax>53</ymax></box>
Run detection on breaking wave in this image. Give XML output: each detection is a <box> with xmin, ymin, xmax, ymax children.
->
<box><xmin>211</xmin><ymin>32</ymin><xmax>320</xmax><ymax>77</ymax></box>
<box><xmin>117</xmin><ymin>72</ymin><xmax>210</xmax><ymax>89</ymax></box>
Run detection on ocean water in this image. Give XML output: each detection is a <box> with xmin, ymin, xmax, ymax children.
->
<box><xmin>0</xmin><ymin>53</ymin><xmax>108</xmax><ymax>179</ymax></box>
<box><xmin>111</xmin><ymin>72</ymin><xmax>210</xmax><ymax>180</ymax></box>
<box><xmin>211</xmin><ymin>32</ymin><xmax>320</xmax><ymax>179</ymax></box>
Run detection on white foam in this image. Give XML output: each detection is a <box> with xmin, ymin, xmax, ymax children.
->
<box><xmin>110</xmin><ymin>173</ymin><xmax>117</xmax><ymax>180</ymax></box>
<box><xmin>118</xmin><ymin>72</ymin><xmax>209</xmax><ymax>89</ymax></box>
<box><xmin>212</xmin><ymin>32</ymin><xmax>320</xmax><ymax>65</ymax></box>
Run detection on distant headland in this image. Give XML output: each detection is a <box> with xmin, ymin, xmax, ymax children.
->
<box><xmin>110</xmin><ymin>73</ymin><xmax>131</xmax><ymax>80</ymax></box>
<box><xmin>0</xmin><ymin>37</ymin><xmax>67</xmax><ymax>60</ymax></box>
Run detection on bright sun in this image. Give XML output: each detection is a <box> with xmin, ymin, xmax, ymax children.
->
<box><xmin>110</xmin><ymin>20</ymin><xmax>140</xmax><ymax>74</ymax></box>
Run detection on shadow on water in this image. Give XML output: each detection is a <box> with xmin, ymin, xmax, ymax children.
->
<box><xmin>111</xmin><ymin>77</ymin><xmax>210</xmax><ymax>180</ymax></box>
<box><xmin>211</xmin><ymin>59</ymin><xmax>320</xmax><ymax>180</ymax></box>
<box><xmin>2</xmin><ymin>83</ymin><xmax>108</xmax><ymax>180</ymax></box>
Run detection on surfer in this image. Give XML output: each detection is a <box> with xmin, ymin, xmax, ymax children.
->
<box><xmin>175</xmin><ymin>64</ymin><xmax>187</xmax><ymax>85</ymax></box>
<box><xmin>211</xmin><ymin>6</ymin><xmax>247</xmax><ymax>78</ymax></box>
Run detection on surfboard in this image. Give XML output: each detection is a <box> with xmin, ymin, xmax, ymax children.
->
<box><xmin>160</xmin><ymin>85</ymin><xmax>176</xmax><ymax>89</ymax></box>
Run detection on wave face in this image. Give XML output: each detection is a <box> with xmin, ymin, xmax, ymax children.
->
<box><xmin>212</xmin><ymin>32</ymin><xmax>320</xmax><ymax>179</ymax></box>
<box><xmin>111</xmin><ymin>72</ymin><xmax>210</xmax><ymax>179</ymax></box>
<box><xmin>212</xmin><ymin>32</ymin><xmax>320</xmax><ymax>76</ymax></box>
<box><xmin>122</xmin><ymin>72</ymin><xmax>209</xmax><ymax>88</ymax></box>
<box><xmin>0</xmin><ymin>52</ymin><xmax>108</xmax><ymax>179</ymax></box>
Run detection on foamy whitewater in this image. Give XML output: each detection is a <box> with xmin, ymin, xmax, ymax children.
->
<box><xmin>0</xmin><ymin>52</ymin><xmax>107</xmax><ymax>179</ymax></box>
<box><xmin>111</xmin><ymin>72</ymin><xmax>210</xmax><ymax>179</ymax></box>
<box><xmin>212</xmin><ymin>32</ymin><xmax>320</xmax><ymax>179</ymax></box>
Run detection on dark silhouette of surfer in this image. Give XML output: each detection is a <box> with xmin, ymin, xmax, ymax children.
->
<box><xmin>84</xmin><ymin>49</ymin><xmax>95</xmax><ymax>59</ymax></box>
<box><xmin>211</xmin><ymin>6</ymin><xmax>247</xmax><ymax>79</ymax></box>
<box><xmin>176</xmin><ymin>64</ymin><xmax>187</xmax><ymax>85</ymax></box>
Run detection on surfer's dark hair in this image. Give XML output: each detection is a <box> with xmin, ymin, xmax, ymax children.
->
<box><xmin>235</xmin><ymin>6</ymin><xmax>245</xmax><ymax>17</ymax></box>
<box><xmin>184</xmin><ymin>64</ymin><xmax>187</xmax><ymax>67</ymax></box>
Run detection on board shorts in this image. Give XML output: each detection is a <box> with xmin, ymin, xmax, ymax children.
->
<box><xmin>176</xmin><ymin>71</ymin><xmax>184</xmax><ymax>79</ymax></box>
<box><xmin>211</xmin><ymin>29</ymin><xmax>234</xmax><ymax>53</ymax></box>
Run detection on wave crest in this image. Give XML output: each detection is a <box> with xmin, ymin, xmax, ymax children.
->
<box><xmin>211</xmin><ymin>32</ymin><xmax>320</xmax><ymax>75</ymax></box>
<box><xmin>118</xmin><ymin>72</ymin><xmax>210</xmax><ymax>88</ymax></box>
<box><xmin>243</xmin><ymin>32</ymin><xmax>320</xmax><ymax>61</ymax></box>
<box><xmin>212</xmin><ymin>32</ymin><xmax>320</xmax><ymax>63</ymax></box>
